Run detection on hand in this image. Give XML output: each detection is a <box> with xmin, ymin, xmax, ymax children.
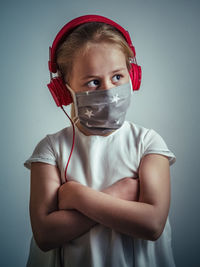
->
<box><xmin>58</xmin><ymin>181</ymin><xmax>83</xmax><ymax>210</ymax></box>
<box><xmin>103</xmin><ymin>177</ymin><xmax>139</xmax><ymax>202</ymax></box>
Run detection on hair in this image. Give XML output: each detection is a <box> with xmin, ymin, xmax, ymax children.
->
<box><xmin>56</xmin><ymin>22</ymin><xmax>134</xmax><ymax>83</ymax></box>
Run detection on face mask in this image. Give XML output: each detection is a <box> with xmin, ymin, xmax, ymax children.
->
<box><xmin>68</xmin><ymin>82</ymin><xmax>132</xmax><ymax>135</ymax></box>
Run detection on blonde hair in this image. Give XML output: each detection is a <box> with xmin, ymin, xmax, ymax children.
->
<box><xmin>56</xmin><ymin>22</ymin><xmax>134</xmax><ymax>83</ymax></box>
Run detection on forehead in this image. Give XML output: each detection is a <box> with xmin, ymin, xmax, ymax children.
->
<box><xmin>72</xmin><ymin>42</ymin><xmax>127</xmax><ymax>75</ymax></box>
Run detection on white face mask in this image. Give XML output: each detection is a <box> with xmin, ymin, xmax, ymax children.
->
<box><xmin>68</xmin><ymin>81</ymin><xmax>132</xmax><ymax>135</ymax></box>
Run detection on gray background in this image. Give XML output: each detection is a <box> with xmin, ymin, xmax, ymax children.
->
<box><xmin>0</xmin><ymin>0</ymin><xmax>199</xmax><ymax>266</ymax></box>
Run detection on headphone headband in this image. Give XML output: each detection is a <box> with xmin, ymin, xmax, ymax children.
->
<box><xmin>47</xmin><ymin>14</ymin><xmax>142</xmax><ymax>107</ymax></box>
<box><xmin>48</xmin><ymin>14</ymin><xmax>136</xmax><ymax>73</ymax></box>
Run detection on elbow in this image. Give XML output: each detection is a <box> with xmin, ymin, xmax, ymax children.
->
<box><xmin>147</xmin><ymin>218</ymin><xmax>166</xmax><ymax>241</ymax></box>
<box><xmin>32</xmin><ymin>227</ymin><xmax>54</xmax><ymax>252</ymax></box>
<box><xmin>33</xmin><ymin>232</ymin><xmax>52</xmax><ymax>252</ymax></box>
<box><xmin>36</xmin><ymin>236</ymin><xmax>57</xmax><ymax>252</ymax></box>
<box><xmin>148</xmin><ymin>228</ymin><xmax>162</xmax><ymax>241</ymax></box>
<box><xmin>40</xmin><ymin>245</ymin><xmax>53</xmax><ymax>252</ymax></box>
<box><xmin>37</xmin><ymin>240</ymin><xmax>52</xmax><ymax>252</ymax></box>
<box><xmin>129</xmin><ymin>219</ymin><xmax>165</xmax><ymax>241</ymax></box>
<box><xmin>31</xmin><ymin>215</ymin><xmax>58</xmax><ymax>252</ymax></box>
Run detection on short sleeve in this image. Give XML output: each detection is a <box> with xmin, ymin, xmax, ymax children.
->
<box><xmin>142</xmin><ymin>129</ymin><xmax>176</xmax><ymax>166</ymax></box>
<box><xmin>24</xmin><ymin>136</ymin><xmax>57</xmax><ymax>170</ymax></box>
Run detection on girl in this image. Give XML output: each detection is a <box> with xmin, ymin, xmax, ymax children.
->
<box><xmin>24</xmin><ymin>15</ymin><xmax>176</xmax><ymax>267</ymax></box>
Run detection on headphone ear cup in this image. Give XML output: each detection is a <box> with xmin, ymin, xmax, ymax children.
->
<box><xmin>129</xmin><ymin>63</ymin><xmax>142</xmax><ymax>91</ymax></box>
<box><xmin>47</xmin><ymin>77</ymin><xmax>73</xmax><ymax>107</ymax></box>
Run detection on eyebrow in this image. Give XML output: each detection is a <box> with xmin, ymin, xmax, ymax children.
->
<box><xmin>81</xmin><ymin>68</ymin><xmax>127</xmax><ymax>81</ymax></box>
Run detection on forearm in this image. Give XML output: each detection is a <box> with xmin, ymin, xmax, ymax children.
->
<box><xmin>35</xmin><ymin>177</ymin><xmax>139</xmax><ymax>251</ymax></box>
<box><xmin>32</xmin><ymin>209</ymin><xmax>96</xmax><ymax>252</ymax></box>
<box><xmin>66</xmin><ymin>156</ymin><xmax>170</xmax><ymax>241</ymax></box>
<box><xmin>74</xmin><ymin>186</ymin><xmax>161</xmax><ymax>241</ymax></box>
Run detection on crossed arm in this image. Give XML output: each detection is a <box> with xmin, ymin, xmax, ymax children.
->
<box><xmin>29</xmin><ymin>154</ymin><xmax>170</xmax><ymax>252</ymax></box>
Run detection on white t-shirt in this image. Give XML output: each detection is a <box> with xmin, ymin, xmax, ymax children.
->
<box><xmin>24</xmin><ymin>121</ymin><xmax>176</xmax><ymax>267</ymax></box>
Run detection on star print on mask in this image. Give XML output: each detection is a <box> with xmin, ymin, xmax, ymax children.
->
<box><xmin>111</xmin><ymin>94</ymin><xmax>120</xmax><ymax>104</ymax></box>
<box><xmin>115</xmin><ymin>119</ymin><xmax>121</xmax><ymax>125</ymax></box>
<box><xmin>86</xmin><ymin>122</ymin><xmax>92</xmax><ymax>127</ymax></box>
<box><xmin>85</xmin><ymin>109</ymin><xmax>94</xmax><ymax>118</ymax></box>
<box><xmin>74</xmin><ymin>82</ymin><xmax>131</xmax><ymax>134</ymax></box>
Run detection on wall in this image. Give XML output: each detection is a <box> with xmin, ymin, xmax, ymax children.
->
<box><xmin>0</xmin><ymin>0</ymin><xmax>199</xmax><ymax>266</ymax></box>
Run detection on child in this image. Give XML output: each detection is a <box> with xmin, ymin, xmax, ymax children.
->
<box><xmin>24</xmin><ymin>15</ymin><xmax>176</xmax><ymax>267</ymax></box>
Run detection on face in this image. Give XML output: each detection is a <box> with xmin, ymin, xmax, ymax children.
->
<box><xmin>68</xmin><ymin>42</ymin><xmax>130</xmax><ymax>92</ymax></box>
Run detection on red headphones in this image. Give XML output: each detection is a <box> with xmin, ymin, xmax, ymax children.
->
<box><xmin>47</xmin><ymin>15</ymin><xmax>142</xmax><ymax>107</ymax></box>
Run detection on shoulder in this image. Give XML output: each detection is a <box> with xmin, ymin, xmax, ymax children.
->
<box><xmin>122</xmin><ymin>121</ymin><xmax>150</xmax><ymax>140</ymax></box>
<box><xmin>24</xmin><ymin>126</ymin><xmax>72</xmax><ymax>170</ymax></box>
<box><xmin>47</xmin><ymin>126</ymin><xmax>71</xmax><ymax>143</ymax></box>
<box><xmin>33</xmin><ymin>127</ymin><xmax>70</xmax><ymax>153</ymax></box>
<box><xmin>124</xmin><ymin>121</ymin><xmax>166</xmax><ymax>144</ymax></box>
<box><xmin>123</xmin><ymin>121</ymin><xmax>176</xmax><ymax>165</ymax></box>
<box><xmin>41</xmin><ymin>125</ymin><xmax>77</xmax><ymax>152</ymax></box>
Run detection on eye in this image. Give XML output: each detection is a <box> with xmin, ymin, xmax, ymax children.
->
<box><xmin>87</xmin><ymin>79</ymin><xmax>100</xmax><ymax>89</ymax></box>
<box><xmin>112</xmin><ymin>74</ymin><xmax>122</xmax><ymax>83</ymax></box>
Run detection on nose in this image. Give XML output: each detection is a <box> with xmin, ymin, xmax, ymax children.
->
<box><xmin>100</xmin><ymin>79</ymin><xmax>115</xmax><ymax>90</ymax></box>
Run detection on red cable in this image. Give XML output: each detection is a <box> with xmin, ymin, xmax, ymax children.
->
<box><xmin>59</xmin><ymin>106</ymin><xmax>76</xmax><ymax>266</ymax></box>
<box><xmin>60</xmin><ymin>106</ymin><xmax>75</xmax><ymax>182</ymax></box>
